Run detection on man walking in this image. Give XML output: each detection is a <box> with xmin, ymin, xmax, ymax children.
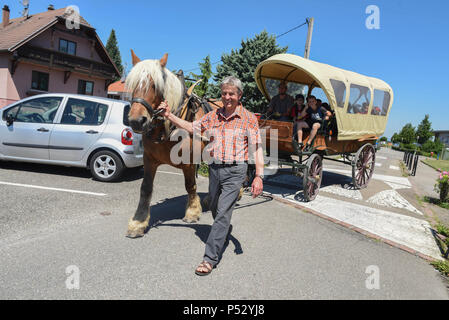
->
<box><xmin>157</xmin><ymin>76</ymin><xmax>264</xmax><ymax>276</ymax></box>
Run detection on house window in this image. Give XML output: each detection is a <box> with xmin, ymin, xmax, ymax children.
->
<box><xmin>78</xmin><ymin>80</ymin><xmax>94</xmax><ymax>95</ymax></box>
<box><xmin>59</xmin><ymin>39</ymin><xmax>77</xmax><ymax>55</ymax></box>
<box><xmin>31</xmin><ymin>71</ymin><xmax>49</xmax><ymax>91</ymax></box>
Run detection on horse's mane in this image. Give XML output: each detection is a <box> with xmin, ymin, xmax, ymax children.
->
<box><xmin>125</xmin><ymin>59</ymin><xmax>184</xmax><ymax>112</ymax></box>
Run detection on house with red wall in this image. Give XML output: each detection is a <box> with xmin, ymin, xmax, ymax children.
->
<box><xmin>0</xmin><ymin>5</ymin><xmax>120</xmax><ymax>108</ymax></box>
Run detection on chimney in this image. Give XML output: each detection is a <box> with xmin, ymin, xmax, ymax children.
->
<box><xmin>48</xmin><ymin>4</ymin><xmax>54</xmax><ymax>11</ymax></box>
<box><xmin>2</xmin><ymin>5</ymin><xmax>10</xmax><ymax>28</ymax></box>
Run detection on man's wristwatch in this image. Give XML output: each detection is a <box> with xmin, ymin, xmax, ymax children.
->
<box><xmin>255</xmin><ymin>174</ymin><xmax>264</xmax><ymax>180</ymax></box>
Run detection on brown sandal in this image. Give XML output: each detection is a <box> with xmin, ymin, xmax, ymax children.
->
<box><xmin>195</xmin><ymin>261</ymin><xmax>213</xmax><ymax>276</ymax></box>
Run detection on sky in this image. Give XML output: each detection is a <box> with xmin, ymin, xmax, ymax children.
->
<box><xmin>5</xmin><ymin>0</ymin><xmax>449</xmax><ymax>138</ymax></box>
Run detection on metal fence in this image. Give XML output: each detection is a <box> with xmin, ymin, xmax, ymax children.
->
<box><xmin>403</xmin><ymin>151</ymin><xmax>419</xmax><ymax>176</ymax></box>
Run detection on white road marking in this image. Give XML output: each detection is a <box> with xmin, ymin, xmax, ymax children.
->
<box><xmin>375</xmin><ymin>163</ymin><xmax>382</xmax><ymax>167</ymax></box>
<box><xmin>376</xmin><ymin>156</ymin><xmax>387</xmax><ymax>160</ymax></box>
<box><xmin>265</xmin><ymin>187</ymin><xmax>442</xmax><ymax>260</ymax></box>
<box><xmin>389</xmin><ymin>165</ymin><xmax>400</xmax><ymax>170</ymax></box>
<box><xmin>320</xmin><ymin>185</ymin><xmax>363</xmax><ymax>200</ymax></box>
<box><xmin>325</xmin><ymin>168</ymin><xmax>411</xmax><ymax>187</ymax></box>
<box><xmin>385</xmin><ymin>182</ymin><xmax>411</xmax><ymax>190</ymax></box>
<box><xmin>366</xmin><ymin>190</ymin><xmax>423</xmax><ymax>215</ymax></box>
<box><xmin>158</xmin><ymin>170</ymin><xmax>184</xmax><ymax>176</ymax></box>
<box><xmin>0</xmin><ymin>181</ymin><xmax>106</xmax><ymax>196</ymax></box>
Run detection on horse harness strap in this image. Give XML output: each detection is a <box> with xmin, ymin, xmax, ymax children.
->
<box><xmin>131</xmin><ymin>98</ymin><xmax>158</xmax><ymax>116</ymax></box>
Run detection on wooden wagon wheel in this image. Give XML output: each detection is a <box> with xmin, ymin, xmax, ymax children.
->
<box><xmin>303</xmin><ymin>153</ymin><xmax>323</xmax><ymax>201</ymax></box>
<box><xmin>352</xmin><ymin>143</ymin><xmax>376</xmax><ymax>189</ymax></box>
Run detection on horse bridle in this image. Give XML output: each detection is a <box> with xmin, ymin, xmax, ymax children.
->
<box><xmin>131</xmin><ymin>97</ymin><xmax>166</xmax><ymax>137</ymax></box>
<box><xmin>131</xmin><ymin>97</ymin><xmax>165</xmax><ymax>117</ymax></box>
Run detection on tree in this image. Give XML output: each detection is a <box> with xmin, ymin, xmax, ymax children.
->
<box><xmin>398</xmin><ymin>123</ymin><xmax>416</xmax><ymax>144</ymax></box>
<box><xmin>105</xmin><ymin>29</ymin><xmax>123</xmax><ymax>81</ymax></box>
<box><xmin>186</xmin><ymin>55</ymin><xmax>213</xmax><ymax>98</ymax></box>
<box><xmin>391</xmin><ymin>133</ymin><xmax>400</xmax><ymax>143</ymax></box>
<box><xmin>422</xmin><ymin>139</ymin><xmax>445</xmax><ymax>154</ymax></box>
<box><xmin>415</xmin><ymin>114</ymin><xmax>433</xmax><ymax>145</ymax></box>
<box><xmin>208</xmin><ymin>30</ymin><xmax>288</xmax><ymax>113</ymax></box>
<box><xmin>380</xmin><ymin>136</ymin><xmax>388</xmax><ymax>142</ymax></box>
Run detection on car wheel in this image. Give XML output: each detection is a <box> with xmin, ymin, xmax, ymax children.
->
<box><xmin>90</xmin><ymin>150</ymin><xmax>124</xmax><ymax>182</ymax></box>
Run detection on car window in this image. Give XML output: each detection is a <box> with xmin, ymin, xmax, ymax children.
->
<box><xmin>7</xmin><ymin>97</ymin><xmax>63</xmax><ymax>123</ymax></box>
<box><xmin>2</xmin><ymin>105</ymin><xmax>20</xmax><ymax>121</ymax></box>
<box><xmin>61</xmin><ymin>98</ymin><xmax>109</xmax><ymax>125</ymax></box>
<box><xmin>123</xmin><ymin>104</ymin><xmax>130</xmax><ymax>126</ymax></box>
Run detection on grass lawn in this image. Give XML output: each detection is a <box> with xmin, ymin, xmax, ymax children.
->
<box><xmin>421</xmin><ymin>159</ymin><xmax>449</xmax><ymax>172</ymax></box>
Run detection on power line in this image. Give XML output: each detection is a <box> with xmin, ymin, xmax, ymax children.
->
<box><xmin>183</xmin><ymin>20</ymin><xmax>308</xmax><ymax>73</ymax></box>
<box><xmin>184</xmin><ymin>60</ymin><xmax>221</xmax><ymax>73</ymax></box>
<box><xmin>275</xmin><ymin>20</ymin><xmax>308</xmax><ymax>39</ymax></box>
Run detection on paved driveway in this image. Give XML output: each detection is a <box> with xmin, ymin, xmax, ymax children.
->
<box><xmin>0</xmin><ymin>157</ymin><xmax>447</xmax><ymax>299</ymax></box>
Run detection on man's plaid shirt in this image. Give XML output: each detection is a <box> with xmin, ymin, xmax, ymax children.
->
<box><xmin>193</xmin><ymin>104</ymin><xmax>261</xmax><ymax>163</ymax></box>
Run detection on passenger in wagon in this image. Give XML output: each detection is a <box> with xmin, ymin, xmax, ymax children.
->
<box><xmin>361</xmin><ymin>102</ymin><xmax>369</xmax><ymax>114</ymax></box>
<box><xmin>290</xmin><ymin>94</ymin><xmax>306</xmax><ymax>121</ymax></box>
<box><xmin>295</xmin><ymin>95</ymin><xmax>332</xmax><ymax>151</ymax></box>
<box><xmin>321</xmin><ymin>102</ymin><xmax>331</xmax><ymax>113</ymax></box>
<box><xmin>266</xmin><ymin>81</ymin><xmax>294</xmax><ymax>121</ymax></box>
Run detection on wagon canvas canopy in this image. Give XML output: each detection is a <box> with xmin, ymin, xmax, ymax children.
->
<box><xmin>254</xmin><ymin>54</ymin><xmax>394</xmax><ymax>140</ymax></box>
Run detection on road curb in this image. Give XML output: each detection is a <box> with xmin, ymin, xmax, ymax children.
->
<box><xmin>420</xmin><ymin>159</ymin><xmax>443</xmax><ymax>173</ymax></box>
<box><xmin>267</xmin><ymin>192</ymin><xmax>439</xmax><ymax>263</ymax></box>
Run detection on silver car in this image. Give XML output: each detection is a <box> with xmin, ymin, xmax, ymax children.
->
<box><xmin>0</xmin><ymin>94</ymin><xmax>143</xmax><ymax>182</ymax></box>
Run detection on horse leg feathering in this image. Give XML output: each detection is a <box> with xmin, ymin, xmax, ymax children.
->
<box><xmin>182</xmin><ymin>165</ymin><xmax>202</xmax><ymax>223</ymax></box>
<box><xmin>126</xmin><ymin>159</ymin><xmax>158</xmax><ymax>238</ymax></box>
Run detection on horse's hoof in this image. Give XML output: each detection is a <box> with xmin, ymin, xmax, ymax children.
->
<box><xmin>182</xmin><ymin>216</ymin><xmax>199</xmax><ymax>223</ymax></box>
<box><xmin>125</xmin><ymin>230</ymin><xmax>145</xmax><ymax>238</ymax></box>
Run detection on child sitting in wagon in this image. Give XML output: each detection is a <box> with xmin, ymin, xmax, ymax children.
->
<box><xmin>294</xmin><ymin>95</ymin><xmax>332</xmax><ymax>151</ymax></box>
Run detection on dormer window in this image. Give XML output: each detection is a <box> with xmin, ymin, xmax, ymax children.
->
<box><xmin>59</xmin><ymin>39</ymin><xmax>77</xmax><ymax>55</ymax></box>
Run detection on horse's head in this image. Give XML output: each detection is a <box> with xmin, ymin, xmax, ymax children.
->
<box><xmin>125</xmin><ymin>50</ymin><xmax>183</xmax><ymax>134</ymax></box>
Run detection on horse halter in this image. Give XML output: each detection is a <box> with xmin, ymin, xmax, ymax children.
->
<box><xmin>131</xmin><ymin>97</ymin><xmax>164</xmax><ymax>117</ymax></box>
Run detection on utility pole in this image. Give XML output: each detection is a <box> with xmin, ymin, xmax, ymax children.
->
<box><xmin>304</xmin><ymin>17</ymin><xmax>314</xmax><ymax>59</ymax></box>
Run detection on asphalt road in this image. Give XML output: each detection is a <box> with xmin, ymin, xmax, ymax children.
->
<box><xmin>0</xmin><ymin>157</ymin><xmax>448</xmax><ymax>299</ymax></box>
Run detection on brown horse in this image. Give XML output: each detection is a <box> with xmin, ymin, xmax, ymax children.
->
<box><xmin>125</xmin><ymin>51</ymin><xmax>212</xmax><ymax>238</ymax></box>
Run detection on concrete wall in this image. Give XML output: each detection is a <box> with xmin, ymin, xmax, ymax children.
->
<box><xmin>0</xmin><ymin>59</ymin><xmax>107</xmax><ymax>109</ymax></box>
<box><xmin>0</xmin><ymin>53</ymin><xmax>20</xmax><ymax>108</ymax></box>
<box><xmin>28</xmin><ymin>26</ymin><xmax>103</xmax><ymax>62</ymax></box>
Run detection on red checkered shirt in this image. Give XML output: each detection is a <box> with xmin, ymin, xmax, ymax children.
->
<box><xmin>193</xmin><ymin>104</ymin><xmax>261</xmax><ymax>163</ymax></box>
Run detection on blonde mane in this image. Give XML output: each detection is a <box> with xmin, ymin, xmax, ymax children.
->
<box><xmin>125</xmin><ymin>59</ymin><xmax>184</xmax><ymax>111</ymax></box>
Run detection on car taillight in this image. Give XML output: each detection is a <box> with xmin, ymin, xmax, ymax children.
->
<box><xmin>122</xmin><ymin>128</ymin><xmax>133</xmax><ymax>145</ymax></box>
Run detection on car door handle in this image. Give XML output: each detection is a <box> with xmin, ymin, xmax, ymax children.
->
<box><xmin>85</xmin><ymin>130</ymin><xmax>99</xmax><ymax>134</ymax></box>
<box><xmin>37</xmin><ymin>127</ymin><xmax>49</xmax><ymax>132</ymax></box>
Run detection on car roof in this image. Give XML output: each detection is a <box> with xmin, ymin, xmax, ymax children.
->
<box><xmin>11</xmin><ymin>93</ymin><xmax>130</xmax><ymax>106</ymax></box>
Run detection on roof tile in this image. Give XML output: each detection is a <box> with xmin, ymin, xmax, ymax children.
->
<box><xmin>0</xmin><ymin>7</ymin><xmax>92</xmax><ymax>51</ymax></box>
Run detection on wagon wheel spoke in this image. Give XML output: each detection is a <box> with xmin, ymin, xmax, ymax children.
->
<box><xmin>364</xmin><ymin>169</ymin><xmax>370</xmax><ymax>182</ymax></box>
<box><xmin>358</xmin><ymin>170</ymin><xmax>364</xmax><ymax>185</ymax></box>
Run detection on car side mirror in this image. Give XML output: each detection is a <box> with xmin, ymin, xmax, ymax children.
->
<box><xmin>6</xmin><ymin>114</ymin><xmax>14</xmax><ymax>126</ymax></box>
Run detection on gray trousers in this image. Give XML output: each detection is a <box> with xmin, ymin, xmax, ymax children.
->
<box><xmin>204</xmin><ymin>162</ymin><xmax>248</xmax><ymax>267</ymax></box>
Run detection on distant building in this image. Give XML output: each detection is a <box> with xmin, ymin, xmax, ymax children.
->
<box><xmin>107</xmin><ymin>79</ymin><xmax>130</xmax><ymax>101</ymax></box>
<box><xmin>434</xmin><ymin>130</ymin><xmax>449</xmax><ymax>147</ymax></box>
<box><xmin>0</xmin><ymin>5</ymin><xmax>120</xmax><ymax>108</ymax></box>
